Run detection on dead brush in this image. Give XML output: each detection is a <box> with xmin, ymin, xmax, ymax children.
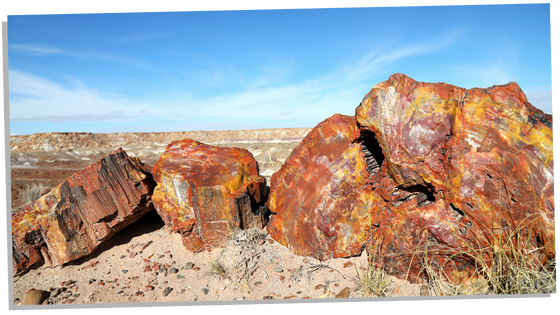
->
<box><xmin>208</xmin><ymin>258</ymin><xmax>229</xmax><ymax>279</ymax></box>
<box><xmin>403</xmin><ymin>215</ymin><xmax>556</xmax><ymax>296</ymax></box>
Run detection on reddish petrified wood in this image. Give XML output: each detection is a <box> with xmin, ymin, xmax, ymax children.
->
<box><xmin>267</xmin><ymin>114</ymin><xmax>377</xmax><ymax>260</ymax></box>
<box><xmin>269</xmin><ymin>73</ymin><xmax>554</xmax><ymax>282</ymax></box>
<box><xmin>151</xmin><ymin>139</ymin><xmax>267</xmax><ymax>252</ymax></box>
<box><xmin>356</xmin><ymin>74</ymin><xmax>554</xmax><ymax>281</ymax></box>
<box><xmin>12</xmin><ymin>148</ymin><xmax>155</xmax><ymax>274</ymax></box>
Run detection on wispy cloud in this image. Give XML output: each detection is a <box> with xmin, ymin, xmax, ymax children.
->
<box><xmin>9</xmin><ymin>30</ymin><xmax>469</xmax><ymax>129</ymax></box>
<box><xmin>10</xmin><ymin>42</ymin><xmax>161</xmax><ymax>73</ymax></box>
<box><xmin>10</xmin><ymin>43</ymin><xmax>64</xmax><ymax>55</ymax></box>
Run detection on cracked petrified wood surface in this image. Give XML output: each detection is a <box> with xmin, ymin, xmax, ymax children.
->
<box><xmin>12</xmin><ymin>148</ymin><xmax>155</xmax><ymax>274</ymax></box>
<box><xmin>267</xmin><ymin>114</ymin><xmax>377</xmax><ymax>260</ymax></box>
<box><xmin>356</xmin><ymin>74</ymin><xmax>553</xmax><ymax>280</ymax></box>
<box><xmin>268</xmin><ymin>73</ymin><xmax>554</xmax><ymax>282</ymax></box>
<box><xmin>151</xmin><ymin>139</ymin><xmax>267</xmax><ymax>253</ymax></box>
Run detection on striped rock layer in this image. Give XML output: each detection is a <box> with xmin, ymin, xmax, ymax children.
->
<box><xmin>268</xmin><ymin>73</ymin><xmax>554</xmax><ymax>282</ymax></box>
<box><xmin>12</xmin><ymin>148</ymin><xmax>155</xmax><ymax>274</ymax></box>
<box><xmin>151</xmin><ymin>139</ymin><xmax>267</xmax><ymax>252</ymax></box>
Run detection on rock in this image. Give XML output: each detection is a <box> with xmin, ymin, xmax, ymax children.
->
<box><xmin>23</xmin><ymin>289</ymin><xmax>49</xmax><ymax>305</ymax></box>
<box><xmin>184</xmin><ymin>262</ymin><xmax>194</xmax><ymax>270</ymax></box>
<box><xmin>152</xmin><ymin>139</ymin><xmax>268</xmax><ymax>252</ymax></box>
<box><xmin>355</xmin><ymin>73</ymin><xmax>554</xmax><ymax>281</ymax></box>
<box><xmin>335</xmin><ymin>287</ymin><xmax>351</xmax><ymax>298</ymax></box>
<box><xmin>267</xmin><ymin>114</ymin><xmax>376</xmax><ymax>260</ymax></box>
<box><xmin>12</xmin><ymin>148</ymin><xmax>155</xmax><ymax>274</ymax></box>
<box><xmin>266</xmin><ymin>74</ymin><xmax>554</xmax><ymax>283</ymax></box>
<box><xmin>162</xmin><ymin>287</ymin><xmax>172</xmax><ymax>296</ymax></box>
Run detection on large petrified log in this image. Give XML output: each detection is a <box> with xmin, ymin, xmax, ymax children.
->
<box><xmin>151</xmin><ymin>139</ymin><xmax>268</xmax><ymax>252</ymax></box>
<box><xmin>12</xmin><ymin>148</ymin><xmax>155</xmax><ymax>274</ymax></box>
<box><xmin>267</xmin><ymin>114</ymin><xmax>377</xmax><ymax>260</ymax></box>
<box><xmin>268</xmin><ymin>73</ymin><xmax>554</xmax><ymax>282</ymax></box>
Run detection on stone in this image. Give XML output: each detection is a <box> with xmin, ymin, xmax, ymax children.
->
<box><xmin>267</xmin><ymin>73</ymin><xmax>554</xmax><ymax>283</ymax></box>
<box><xmin>12</xmin><ymin>148</ymin><xmax>155</xmax><ymax>274</ymax></box>
<box><xmin>267</xmin><ymin>114</ymin><xmax>376</xmax><ymax>260</ymax></box>
<box><xmin>23</xmin><ymin>289</ymin><xmax>49</xmax><ymax>305</ymax></box>
<box><xmin>151</xmin><ymin>139</ymin><xmax>268</xmax><ymax>252</ymax></box>
<box><xmin>356</xmin><ymin>73</ymin><xmax>554</xmax><ymax>281</ymax></box>
<box><xmin>335</xmin><ymin>287</ymin><xmax>352</xmax><ymax>298</ymax></box>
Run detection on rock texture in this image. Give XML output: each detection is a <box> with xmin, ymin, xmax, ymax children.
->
<box><xmin>12</xmin><ymin>148</ymin><xmax>155</xmax><ymax>274</ymax></box>
<box><xmin>267</xmin><ymin>114</ymin><xmax>378</xmax><ymax>260</ymax></box>
<box><xmin>268</xmin><ymin>73</ymin><xmax>554</xmax><ymax>282</ymax></box>
<box><xmin>151</xmin><ymin>139</ymin><xmax>268</xmax><ymax>252</ymax></box>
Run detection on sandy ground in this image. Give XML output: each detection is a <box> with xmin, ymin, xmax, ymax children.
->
<box><xmin>12</xmin><ymin>210</ymin><xmax>425</xmax><ymax>306</ymax></box>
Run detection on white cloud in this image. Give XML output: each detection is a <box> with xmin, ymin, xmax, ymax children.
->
<box><xmin>10</xmin><ymin>43</ymin><xmax>64</xmax><ymax>55</ymax></box>
<box><xmin>9</xmin><ymin>31</ymin><xmax>464</xmax><ymax>127</ymax></box>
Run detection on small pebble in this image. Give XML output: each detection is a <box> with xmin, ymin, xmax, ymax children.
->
<box><xmin>120</xmin><ymin>255</ymin><xmax>126</xmax><ymax>259</ymax></box>
<box><xmin>273</xmin><ymin>268</ymin><xmax>283</xmax><ymax>273</ymax></box>
<box><xmin>202</xmin><ymin>288</ymin><xmax>209</xmax><ymax>295</ymax></box>
<box><xmin>163</xmin><ymin>287</ymin><xmax>173</xmax><ymax>296</ymax></box>
<box><xmin>117</xmin><ymin>290</ymin><xmax>124</xmax><ymax>294</ymax></box>
<box><xmin>145</xmin><ymin>285</ymin><xmax>155</xmax><ymax>291</ymax></box>
<box><xmin>258</xmin><ymin>239</ymin><xmax>265</xmax><ymax>245</ymax></box>
<box><xmin>263</xmin><ymin>295</ymin><xmax>274</xmax><ymax>300</ymax></box>
<box><xmin>343</xmin><ymin>261</ymin><xmax>354</xmax><ymax>268</ymax></box>
<box><xmin>23</xmin><ymin>290</ymin><xmax>49</xmax><ymax>305</ymax></box>
<box><xmin>51</xmin><ymin>288</ymin><xmax>61</xmax><ymax>297</ymax></box>
<box><xmin>122</xmin><ymin>270</ymin><xmax>128</xmax><ymax>274</ymax></box>
<box><xmin>177</xmin><ymin>275</ymin><xmax>184</xmax><ymax>279</ymax></box>
<box><xmin>254</xmin><ymin>281</ymin><xmax>262</xmax><ymax>286</ymax></box>
<box><xmin>335</xmin><ymin>287</ymin><xmax>352</xmax><ymax>298</ymax></box>
<box><xmin>315</xmin><ymin>284</ymin><xmax>325</xmax><ymax>290</ymax></box>
<box><xmin>169</xmin><ymin>267</ymin><xmax>179</xmax><ymax>274</ymax></box>
<box><xmin>193</xmin><ymin>267</ymin><xmax>201</xmax><ymax>271</ymax></box>
<box><xmin>279</xmin><ymin>276</ymin><xmax>285</xmax><ymax>281</ymax></box>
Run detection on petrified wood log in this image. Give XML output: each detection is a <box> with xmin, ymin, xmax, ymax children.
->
<box><xmin>267</xmin><ymin>114</ymin><xmax>376</xmax><ymax>260</ymax></box>
<box><xmin>12</xmin><ymin>148</ymin><xmax>155</xmax><ymax>274</ymax></box>
<box><xmin>268</xmin><ymin>73</ymin><xmax>554</xmax><ymax>282</ymax></box>
<box><xmin>356</xmin><ymin>73</ymin><xmax>554</xmax><ymax>280</ymax></box>
<box><xmin>151</xmin><ymin>139</ymin><xmax>267</xmax><ymax>252</ymax></box>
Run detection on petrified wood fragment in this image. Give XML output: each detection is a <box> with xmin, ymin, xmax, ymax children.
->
<box><xmin>267</xmin><ymin>114</ymin><xmax>379</xmax><ymax>260</ymax></box>
<box><xmin>356</xmin><ymin>73</ymin><xmax>554</xmax><ymax>281</ymax></box>
<box><xmin>151</xmin><ymin>139</ymin><xmax>267</xmax><ymax>252</ymax></box>
<box><xmin>268</xmin><ymin>73</ymin><xmax>554</xmax><ymax>282</ymax></box>
<box><xmin>12</xmin><ymin>148</ymin><xmax>155</xmax><ymax>274</ymax></box>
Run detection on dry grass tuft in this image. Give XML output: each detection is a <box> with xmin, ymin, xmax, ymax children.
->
<box><xmin>354</xmin><ymin>264</ymin><xmax>392</xmax><ymax>297</ymax></box>
<box><xmin>409</xmin><ymin>217</ymin><xmax>556</xmax><ymax>296</ymax></box>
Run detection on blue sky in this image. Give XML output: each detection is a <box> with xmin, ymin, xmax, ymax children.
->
<box><xmin>7</xmin><ymin>4</ymin><xmax>552</xmax><ymax>135</ymax></box>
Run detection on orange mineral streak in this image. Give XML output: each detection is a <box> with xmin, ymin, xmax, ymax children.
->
<box><xmin>151</xmin><ymin>139</ymin><xmax>267</xmax><ymax>252</ymax></box>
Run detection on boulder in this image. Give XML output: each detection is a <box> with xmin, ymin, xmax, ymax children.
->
<box><xmin>356</xmin><ymin>73</ymin><xmax>554</xmax><ymax>280</ymax></box>
<box><xmin>151</xmin><ymin>139</ymin><xmax>267</xmax><ymax>252</ymax></box>
<box><xmin>267</xmin><ymin>114</ymin><xmax>378</xmax><ymax>260</ymax></box>
<box><xmin>268</xmin><ymin>73</ymin><xmax>554</xmax><ymax>282</ymax></box>
<box><xmin>12</xmin><ymin>148</ymin><xmax>155</xmax><ymax>274</ymax></box>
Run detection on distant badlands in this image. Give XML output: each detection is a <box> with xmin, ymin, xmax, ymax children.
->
<box><xmin>9</xmin><ymin>128</ymin><xmax>313</xmax><ymax>152</ymax></box>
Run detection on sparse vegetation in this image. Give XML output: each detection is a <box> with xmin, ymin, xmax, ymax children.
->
<box><xmin>208</xmin><ymin>258</ymin><xmax>229</xmax><ymax>279</ymax></box>
<box><xmin>354</xmin><ymin>263</ymin><xmax>392</xmax><ymax>297</ymax></box>
<box><xmin>404</xmin><ymin>217</ymin><xmax>556</xmax><ymax>296</ymax></box>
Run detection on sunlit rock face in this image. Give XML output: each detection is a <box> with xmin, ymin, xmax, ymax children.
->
<box><xmin>12</xmin><ymin>149</ymin><xmax>155</xmax><ymax>274</ymax></box>
<box><xmin>356</xmin><ymin>73</ymin><xmax>553</xmax><ymax>280</ymax></box>
<box><xmin>269</xmin><ymin>73</ymin><xmax>554</xmax><ymax>282</ymax></box>
<box><xmin>267</xmin><ymin>114</ymin><xmax>378</xmax><ymax>260</ymax></box>
<box><xmin>151</xmin><ymin>139</ymin><xmax>268</xmax><ymax>253</ymax></box>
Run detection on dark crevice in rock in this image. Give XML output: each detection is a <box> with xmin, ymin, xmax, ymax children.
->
<box><xmin>397</xmin><ymin>183</ymin><xmax>436</xmax><ymax>208</ymax></box>
<box><xmin>357</xmin><ymin>129</ymin><xmax>385</xmax><ymax>176</ymax></box>
<box><xmin>450</xmin><ymin>203</ymin><xmax>465</xmax><ymax>218</ymax></box>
